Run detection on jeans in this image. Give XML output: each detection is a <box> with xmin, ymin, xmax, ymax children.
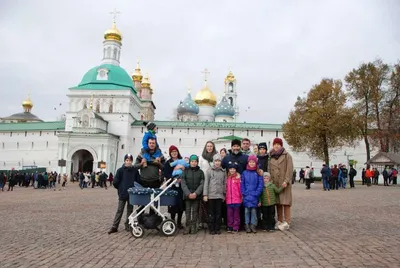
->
<box><xmin>341</xmin><ymin>177</ymin><xmax>347</xmax><ymax>188</ymax></box>
<box><xmin>322</xmin><ymin>177</ymin><xmax>330</xmax><ymax>190</ymax></box>
<box><xmin>244</xmin><ymin>207</ymin><xmax>257</xmax><ymax>225</ymax></box>
<box><xmin>227</xmin><ymin>206</ymin><xmax>240</xmax><ymax>231</ymax></box>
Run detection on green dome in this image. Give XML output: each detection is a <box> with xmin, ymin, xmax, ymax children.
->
<box><xmin>72</xmin><ymin>64</ymin><xmax>136</xmax><ymax>93</ymax></box>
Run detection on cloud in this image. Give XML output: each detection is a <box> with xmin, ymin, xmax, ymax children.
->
<box><xmin>0</xmin><ymin>0</ymin><xmax>399</xmax><ymax>123</ymax></box>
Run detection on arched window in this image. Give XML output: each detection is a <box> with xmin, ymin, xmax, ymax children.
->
<box><xmin>228</xmin><ymin>97</ymin><xmax>233</xmax><ymax>106</ymax></box>
<box><xmin>106</xmin><ymin>47</ymin><xmax>111</xmax><ymax>58</ymax></box>
<box><xmin>108</xmin><ymin>103</ymin><xmax>113</xmax><ymax>113</ymax></box>
<box><xmin>229</xmin><ymin>82</ymin><xmax>234</xmax><ymax>92</ymax></box>
<box><xmin>96</xmin><ymin>102</ymin><xmax>100</xmax><ymax>113</ymax></box>
<box><xmin>113</xmin><ymin>48</ymin><xmax>117</xmax><ymax>59</ymax></box>
<box><xmin>103</xmin><ymin>48</ymin><xmax>106</xmax><ymax>59</ymax></box>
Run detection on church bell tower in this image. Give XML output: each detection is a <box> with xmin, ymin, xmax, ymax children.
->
<box><xmin>224</xmin><ymin>70</ymin><xmax>239</xmax><ymax>120</ymax></box>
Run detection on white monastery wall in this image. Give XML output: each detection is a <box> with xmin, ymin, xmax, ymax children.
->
<box><xmin>0</xmin><ymin>130</ymin><xmax>59</xmax><ymax>171</ymax></box>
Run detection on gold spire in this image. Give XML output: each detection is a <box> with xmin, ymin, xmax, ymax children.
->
<box><xmin>104</xmin><ymin>9</ymin><xmax>122</xmax><ymax>42</ymax></box>
<box><xmin>225</xmin><ymin>69</ymin><xmax>236</xmax><ymax>84</ymax></box>
<box><xmin>132</xmin><ymin>59</ymin><xmax>143</xmax><ymax>82</ymax></box>
<box><xmin>22</xmin><ymin>89</ymin><xmax>33</xmax><ymax>112</ymax></box>
<box><xmin>141</xmin><ymin>73</ymin><xmax>151</xmax><ymax>88</ymax></box>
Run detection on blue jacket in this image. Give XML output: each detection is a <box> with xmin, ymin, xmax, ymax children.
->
<box><xmin>321</xmin><ymin>166</ymin><xmax>331</xmax><ymax>180</ymax></box>
<box><xmin>222</xmin><ymin>151</ymin><xmax>249</xmax><ymax>174</ymax></box>
<box><xmin>240</xmin><ymin>170</ymin><xmax>264</xmax><ymax>208</ymax></box>
<box><xmin>113</xmin><ymin>165</ymin><xmax>140</xmax><ymax>201</ymax></box>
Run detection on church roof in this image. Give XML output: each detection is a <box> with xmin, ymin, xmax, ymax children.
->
<box><xmin>1</xmin><ymin>112</ymin><xmax>43</xmax><ymax>122</ymax></box>
<box><xmin>70</xmin><ymin>64</ymin><xmax>137</xmax><ymax>94</ymax></box>
<box><xmin>177</xmin><ymin>92</ymin><xmax>199</xmax><ymax>115</ymax></box>
<box><xmin>131</xmin><ymin>120</ymin><xmax>282</xmax><ymax>130</ymax></box>
<box><xmin>0</xmin><ymin>121</ymin><xmax>65</xmax><ymax>131</ymax></box>
<box><xmin>214</xmin><ymin>96</ymin><xmax>235</xmax><ymax>117</ymax></box>
<box><xmin>366</xmin><ymin>152</ymin><xmax>400</xmax><ymax>165</ymax></box>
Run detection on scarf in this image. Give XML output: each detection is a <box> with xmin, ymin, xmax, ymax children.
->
<box><xmin>246</xmin><ymin>164</ymin><xmax>257</xmax><ymax>171</ymax></box>
<box><xmin>270</xmin><ymin>147</ymin><xmax>285</xmax><ymax>160</ymax></box>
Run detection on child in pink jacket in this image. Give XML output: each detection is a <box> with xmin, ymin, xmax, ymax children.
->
<box><xmin>226</xmin><ymin>161</ymin><xmax>242</xmax><ymax>233</ymax></box>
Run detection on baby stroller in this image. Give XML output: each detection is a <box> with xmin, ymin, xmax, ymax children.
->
<box><xmin>127</xmin><ymin>178</ymin><xmax>179</xmax><ymax>238</ymax></box>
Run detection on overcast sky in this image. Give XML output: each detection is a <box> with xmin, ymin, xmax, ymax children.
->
<box><xmin>0</xmin><ymin>0</ymin><xmax>399</xmax><ymax>124</ymax></box>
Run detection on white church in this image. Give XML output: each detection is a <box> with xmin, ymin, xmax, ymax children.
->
<box><xmin>0</xmin><ymin>19</ymin><xmax>370</xmax><ymax>175</ymax></box>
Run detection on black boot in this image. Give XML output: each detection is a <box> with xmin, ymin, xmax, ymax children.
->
<box><xmin>108</xmin><ymin>227</ymin><xmax>118</xmax><ymax>234</ymax></box>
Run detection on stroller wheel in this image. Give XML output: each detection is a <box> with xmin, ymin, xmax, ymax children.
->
<box><xmin>161</xmin><ymin>219</ymin><xmax>177</xmax><ymax>237</ymax></box>
<box><xmin>131</xmin><ymin>224</ymin><xmax>145</xmax><ymax>238</ymax></box>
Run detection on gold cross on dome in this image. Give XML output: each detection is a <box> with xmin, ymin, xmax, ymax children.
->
<box><xmin>201</xmin><ymin>68</ymin><xmax>210</xmax><ymax>82</ymax></box>
<box><xmin>109</xmin><ymin>8</ymin><xmax>121</xmax><ymax>23</ymax></box>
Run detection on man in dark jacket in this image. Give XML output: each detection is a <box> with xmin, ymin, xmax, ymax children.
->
<box><xmin>108</xmin><ymin>154</ymin><xmax>140</xmax><ymax>234</ymax></box>
<box><xmin>222</xmin><ymin>139</ymin><xmax>248</xmax><ymax>174</ymax></box>
<box><xmin>349</xmin><ymin>165</ymin><xmax>357</xmax><ymax>188</ymax></box>
<box><xmin>330</xmin><ymin>165</ymin><xmax>339</xmax><ymax>190</ymax></box>
<box><xmin>134</xmin><ymin>138</ymin><xmax>165</xmax><ymax>188</ymax></box>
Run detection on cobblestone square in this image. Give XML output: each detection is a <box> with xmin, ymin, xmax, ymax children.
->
<box><xmin>0</xmin><ymin>183</ymin><xmax>399</xmax><ymax>268</ymax></box>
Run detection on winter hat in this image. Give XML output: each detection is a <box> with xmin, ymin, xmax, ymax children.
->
<box><xmin>273</xmin><ymin>138</ymin><xmax>283</xmax><ymax>147</ymax></box>
<box><xmin>247</xmin><ymin>155</ymin><xmax>258</xmax><ymax>163</ymax></box>
<box><xmin>189</xmin><ymin>154</ymin><xmax>199</xmax><ymax>162</ymax></box>
<box><xmin>213</xmin><ymin>154</ymin><xmax>222</xmax><ymax>162</ymax></box>
<box><xmin>231</xmin><ymin>139</ymin><xmax>241</xmax><ymax>147</ymax></box>
<box><xmin>168</xmin><ymin>145</ymin><xmax>182</xmax><ymax>159</ymax></box>
<box><xmin>124</xmin><ymin>153</ymin><xmax>133</xmax><ymax>161</ymax></box>
<box><xmin>247</xmin><ymin>155</ymin><xmax>258</xmax><ymax>171</ymax></box>
<box><xmin>143</xmin><ymin>121</ymin><xmax>156</xmax><ymax>131</ymax></box>
<box><xmin>263</xmin><ymin>172</ymin><xmax>271</xmax><ymax>178</ymax></box>
<box><xmin>258</xmin><ymin>142</ymin><xmax>268</xmax><ymax>150</ymax></box>
<box><xmin>227</xmin><ymin>161</ymin><xmax>238</xmax><ymax>170</ymax></box>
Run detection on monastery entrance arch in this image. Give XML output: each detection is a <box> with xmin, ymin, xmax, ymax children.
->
<box><xmin>71</xmin><ymin>149</ymin><xmax>94</xmax><ymax>173</ymax></box>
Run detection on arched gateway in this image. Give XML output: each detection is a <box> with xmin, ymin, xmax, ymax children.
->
<box><xmin>71</xmin><ymin>149</ymin><xmax>94</xmax><ymax>173</ymax></box>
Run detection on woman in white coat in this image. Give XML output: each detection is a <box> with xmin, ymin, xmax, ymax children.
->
<box><xmin>198</xmin><ymin>141</ymin><xmax>217</xmax><ymax>229</ymax></box>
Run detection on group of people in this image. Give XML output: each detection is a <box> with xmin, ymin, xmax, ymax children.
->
<box><xmin>108</xmin><ymin>121</ymin><xmax>294</xmax><ymax>236</ymax></box>
<box><xmin>361</xmin><ymin>166</ymin><xmax>398</xmax><ymax>186</ymax></box>
<box><xmin>0</xmin><ymin>171</ymin><xmax>69</xmax><ymax>191</ymax></box>
<box><xmin>73</xmin><ymin>171</ymin><xmax>113</xmax><ymax>189</ymax></box>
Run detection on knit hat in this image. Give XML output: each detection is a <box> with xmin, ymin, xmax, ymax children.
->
<box><xmin>231</xmin><ymin>139</ymin><xmax>241</xmax><ymax>147</ymax></box>
<box><xmin>143</xmin><ymin>121</ymin><xmax>156</xmax><ymax>131</ymax></box>
<box><xmin>247</xmin><ymin>155</ymin><xmax>258</xmax><ymax>171</ymax></box>
<box><xmin>258</xmin><ymin>142</ymin><xmax>267</xmax><ymax>150</ymax></box>
<box><xmin>213</xmin><ymin>154</ymin><xmax>222</xmax><ymax>162</ymax></box>
<box><xmin>124</xmin><ymin>153</ymin><xmax>133</xmax><ymax>161</ymax></box>
<box><xmin>168</xmin><ymin>145</ymin><xmax>182</xmax><ymax>159</ymax></box>
<box><xmin>189</xmin><ymin>154</ymin><xmax>198</xmax><ymax>162</ymax></box>
<box><xmin>263</xmin><ymin>172</ymin><xmax>271</xmax><ymax>178</ymax></box>
<box><xmin>248</xmin><ymin>154</ymin><xmax>258</xmax><ymax>163</ymax></box>
<box><xmin>227</xmin><ymin>161</ymin><xmax>238</xmax><ymax>170</ymax></box>
<box><xmin>273</xmin><ymin>138</ymin><xmax>283</xmax><ymax>147</ymax></box>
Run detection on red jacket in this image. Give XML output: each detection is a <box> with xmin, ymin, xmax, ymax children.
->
<box><xmin>226</xmin><ymin>173</ymin><xmax>242</xmax><ymax>205</ymax></box>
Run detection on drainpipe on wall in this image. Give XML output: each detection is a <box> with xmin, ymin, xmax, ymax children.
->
<box><xmin>114</xmin><ymin>140</ymin><xmax>120</xmax><ymax>174</ymax></box>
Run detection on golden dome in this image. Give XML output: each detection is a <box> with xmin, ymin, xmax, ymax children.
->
<box><xmin>225</xmin><ymin>70</ymin><xmax>236</xmax><ymax>84</ymax></box>
<box><xmin>22</xmin><ymin>98</ymin><xmax>33</xmax><ymax>108</ymax></box>
<box><xmin>132</xmin><ymin>60</ymin><xmax>143</xmax><ymax>82</ymax></box>
<box><xmin>22</xmin><ymin>94</ymin><xmax>33</xmax><ymax>112</ymax></box>
<box><xmin>141</xmin><ymin>73</ymin><xmax>151</xmax><ymax>88</ymax></box>
<box><xmin>104</xmin><ymin>22</ymin><xmax>122</xmax><ymax>42</ymax></box>
<box><xmin>194</xmin><ymin>83</ymin><xmax>217</xmax><ymax>106</ymax></box>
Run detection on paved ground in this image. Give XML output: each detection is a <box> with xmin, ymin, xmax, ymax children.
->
<box><xmin>0</xmin><ymin>182</ymin><xmax>399</xmax><ymax>268</ymax></box>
